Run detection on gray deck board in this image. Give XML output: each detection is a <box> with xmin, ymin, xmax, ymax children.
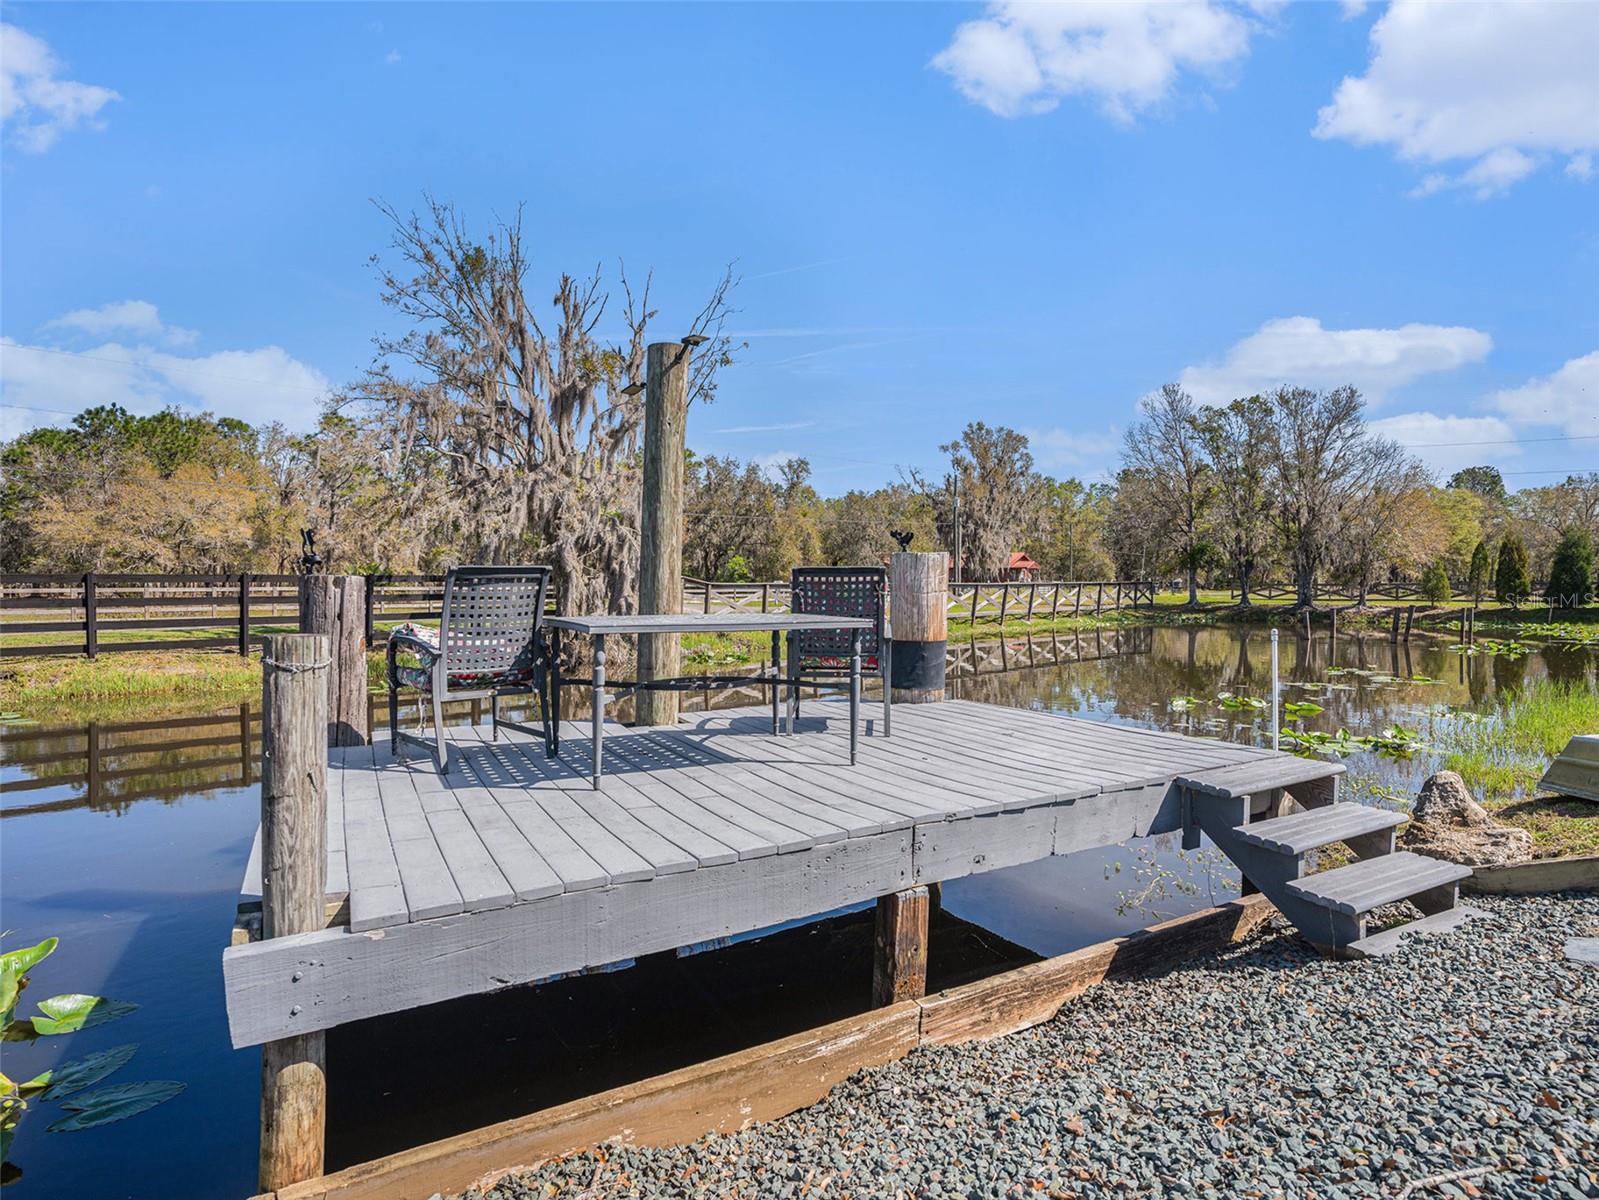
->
<box><xmin>227</xmin><ymin>697</ymin><xmax>1332</xmax><ymax>1047</ymax></box>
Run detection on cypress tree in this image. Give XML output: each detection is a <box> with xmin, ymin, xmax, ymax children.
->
<box><xmin>1421</xmin><ymin>560</ymin><xmax>1452</xmax><ymax>604</ymax></box>
<box><xmin>1467</xmin><ymin>540</ymin><xmax>1491</xmax><ymax>603</ymax></box>
<box><xmin>1546</xmin><ymin>528</ymin><xmax>1595</xmax><ymax>609</ymax></box>
<box><xmin>1495</xmin><ymin>533</ymin><xmax>1531</xmax><ymax>607</ymax></box>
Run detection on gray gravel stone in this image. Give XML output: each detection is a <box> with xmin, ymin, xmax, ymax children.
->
<box><xmin>467</xmin><ymin>894</ymin><xmax>1598</xmax><ymax>1200</ymax></box>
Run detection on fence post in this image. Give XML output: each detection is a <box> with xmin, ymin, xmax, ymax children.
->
<box><xmin>761</xmin><ymin>582</ymin><xmax>770</xmax><ymax>614</ymax></box>
<box><xmin>83</xmin><ymin>571</ymin><xmax>98</xmax><ymax>660</ymax></box>
<box><xmin>637</xmin><ymin>341</ymin><xmax>688</xmax><ymax>728</ymax></box>
<box><xmin>1095</xmin><ymin>582</ymin><xmax>1104</xmax><ymax>614</ymax></box>
<box><xmin>298</xmin><ymin>576</ymin><xmax>369</xmax><ymax>747</ymax></box>
<box><xmin>238</xmin><ymin>572</ymin><xmax>252</xmax><ymax>657</ymax></box>
<box><xmin>997</xmin><ymin>583</ymin><xmax>1010</xmax><ymax>625</ymax></box>
<box><xmin>1025</xmin><ymin>583</ymin><xmax>1037</xmax><ymax>621</ymax></box>
<box><xmin>258</xmin><ymin>633</ymin><xmax>329</xmax><ymax>1192</ymax></box>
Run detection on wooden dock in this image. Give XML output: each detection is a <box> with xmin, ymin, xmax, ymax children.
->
<box><xmin>224</xmin><ymin>697</ymin><xmax>1307</xmax><ymax>1050</ymax></box>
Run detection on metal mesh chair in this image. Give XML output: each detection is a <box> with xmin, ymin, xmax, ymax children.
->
<box><xmin>386</xmin><ymin>565</ymin><xmax>555</xmax><ymax>772</ymax></box>
<box><xmin>787</xmin><ymin>565</ymin><xmax>891</xmax><ymax>738</ymax></box>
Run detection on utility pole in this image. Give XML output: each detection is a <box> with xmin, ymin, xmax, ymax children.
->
<box><xmin>951</xmin><ymin>472</ymin><xmax>963</xmax><ymax>585</ymax></box>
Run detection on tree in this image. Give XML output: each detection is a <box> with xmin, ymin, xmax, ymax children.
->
<box><xmin>1495</xmin><ymin>532</ymin><xmax>1532</xmax><ymax>606</ymax></box>
<box><xmin>1123</xmin><ymin>384</ymin><xmax>1212</xmax><ymax>605</ymax></box>
<box><xmin>1546</xmin><ymin>528</ymin><xmax>1595</xmax><ymax>608</ymax></box>
<box><xmin>1467</xmin><ymin>540</ymin><xmax>1491</xmax><ymax>603</ymax></box>
<box><xmin>350</xmin><ymin>197</ymin><xmax>740</xmax><ymax>615</ymax></box>
<box><xmin>1420</xmin><ymin>560</ymin><xmax>1452</xmax><ymax>604</ymax></box>
<box><xmin>1196</xmin><ymin>395</ymin><xmax>1273</xmax><ymax>604</ymax></box>
<box><xmin>1034</xmin><ymin>478</ymin><xmax>1113</xmax><ymax>580</ymax></box>
<box><xmin>923</xmin><ymin>422</ymin><xmax>1037</xmax><ymax>579</ymax></box>
<box><xmin>1267</xmin><ymin>385</ymin><xmax>1389</xmax><ymax>609</ymax></box>
<box><xmin>1447</xmin><ymin>465</ymin><xmax>1507</xmax><ymax>503</ymax></box>
<box><xmin>684</xmin><ymin>454</ymin><xmax>778</xmax><ymax>580</ymax></box>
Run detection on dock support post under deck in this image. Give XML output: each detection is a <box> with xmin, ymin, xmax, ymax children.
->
<box><xmin>872</xmin><ymin>885</ymin><xmax>930</xmax><ymax>1007</ymax></box>
<box><xmin>258</xmin><ymin>634</ymin><xmax>330</xmax><ymax>1192</ymax></box>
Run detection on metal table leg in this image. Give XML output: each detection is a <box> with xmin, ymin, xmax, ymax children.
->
<box><xmin>549</xmin><ymin>628</ymin><xmax>562</xmax><ymax>755</ymax></box>
<box><xmin>591</xmin><ymin>633</ymin><xmax>605</xmax><ymax>789</ymax></box>
<box><xmin>770</xmin><ymin>630</ymin><xmax>780</xmax><ymax>735</ymax></box>
<box><xmin>849</xmin><ymin>628</ymin><xmax>861</xmax><ymax>765</ymax></box>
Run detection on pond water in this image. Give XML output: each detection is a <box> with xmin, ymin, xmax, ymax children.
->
<box><xmin>2</xmin><ymin>625</ymin><xmax>1592</xmax><ymax>1198</ymax></box>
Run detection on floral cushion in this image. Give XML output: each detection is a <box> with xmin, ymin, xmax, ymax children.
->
<box><xmin>389</xmin><ymin>622</ymin><xmax>536</xmax><ymax>691</ymax></box>
<box><xmin>799</xmin><ymin>654</ymin><xmax>880</xmax><ymax>672</ymax></box>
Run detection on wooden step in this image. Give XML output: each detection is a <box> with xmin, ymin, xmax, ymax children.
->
<box><xmin>1345</xmin><ymin>905</ymin><xmax>1488</xmax><ymax>959</ymax></box>
<box><xmin>1178</xmin><ymin>758</ymin><xmax>1344</xmax><ymax>800</ymax></box>
<box><xmin>1285</xmin><ymin>851</ymin><xmax>1472</xmax><ymax>916</ymax></box>
<box><xmin>1232</xmin><ymin>802</ymin><xmax>1404</xmax><ymax>856</ymax></box>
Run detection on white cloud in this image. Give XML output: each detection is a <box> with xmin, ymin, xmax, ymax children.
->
<box><xmin>1314</xmin><ymin>0</ymin><xmax>1599</xmax><ymax>197</ymax></box>
<box><xmin>385</xmin><ymin>49</ymin><xmax>402</xmax><ymax>65</ymax></box>
<box><xmin>1490</xmin><ymin>350</ymin><xmax>1599</xmax><ymax>438</ymax></box>
<box><xmin>1026</xmin><ymin>427</ymin><xmax>1120</xmax><ymax>474</ymax></box>
<box><xmin>1567</xmin><ymin>153</ymin><xmax>1594</xmax><ymax>182</ymax></box>
<box><xmin>2</xmin><ymin>314</ymin><xmax>331</xmax><ymax>438</ymax></box>
<box><xmin>932</xmin><ymin>1</ymin><xmax>1259</xmax><ymax>122</ymax></box>
<box><xmin>0</xmin><ymin>22</ymin><xmax>120</xmax><ymax>153</ymax></box>
<box><xmin>1366</xmin><ymin>411</ymin><xmax>1519</xmax><ymax>478</ymax></box>
<box><xmin>1178</xmin><ymin>316</ymin><xmax>1492</xmax><ymax>405</ymax></box>
<box><xmin>45</xmin><ymin>300</ymin><xmax>198</xmax><ymax>347</ymax></box>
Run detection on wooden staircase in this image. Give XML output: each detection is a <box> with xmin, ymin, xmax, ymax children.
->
<box><xmin>1178</xmin><ymin>760</ymin><xmax>1484</xmax><ymax>958</ymax></box>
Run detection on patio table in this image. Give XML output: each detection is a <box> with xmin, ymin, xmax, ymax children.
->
<box><xmin>543</xmin><ymin>613</ymin><xmax>877</xmax><ymax>788</ymax></box>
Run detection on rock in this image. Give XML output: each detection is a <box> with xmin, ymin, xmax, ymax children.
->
<box><xmin>1412</xmin><ymin>771</ymin><xmax>1489</xmax><ymax>827</ymax></box>
<box><xmin>1401</xmin><ymin>771</ymin><xmax>1535</xmax><ymax>867</ymax></box>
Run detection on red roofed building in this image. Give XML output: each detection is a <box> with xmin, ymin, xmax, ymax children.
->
<box><xmin>1007</xmin><ymin>552</ymin><xmax>1040</xmax><ymax>581</ymax></box>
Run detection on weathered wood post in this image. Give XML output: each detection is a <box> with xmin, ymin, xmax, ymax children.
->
<box><xmin>258</xmin><ymin>634</ymin><xmax>329</xmax><ymax>1192</ymax></box>
<box><xmin>889</xmin><ymin>551</ymin><xmax>948</xmax><ymax>704</ymax></box>
<box><xmin>298</xmin><ymin>574</ymin><xmax>369</xmax><ymax>747</ymax></box>
<box><xmin>637</xmin><ymin>341</ymin><xmax>688</xmax><ymax>727</ymax></box>
<box><xmin>872</xmin><ymin>884</ymin><xmax>929</xmax><ymax>1007</ymax></box>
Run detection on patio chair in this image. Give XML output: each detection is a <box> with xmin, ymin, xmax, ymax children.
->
<box><xmin>787</xmin><ymin>565</ymin><xmax>891</xmax><ymax>739</ymax></box>
<box><xmin>386</xmin><ymin>565</ymin><xmax>555</xmax><ymax>772</ymax></box>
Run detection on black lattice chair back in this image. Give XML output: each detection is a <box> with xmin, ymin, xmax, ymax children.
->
<box><xmin>439</xmin><ymin>566</ymin><xmax>551</xmax><ymax>681</ymax></box>
<box><xmin>791</xmin><ymin>567</ymin><xmax>886</xmax><ymax>665</ymax></box>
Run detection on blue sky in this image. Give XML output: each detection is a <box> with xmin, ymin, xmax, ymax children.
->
<box><xmin>3</xmin><ymin>1</ymin><xmax>1596</xmax><ymax>493</ymax></box>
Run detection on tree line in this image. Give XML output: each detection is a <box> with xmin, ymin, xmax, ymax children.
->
<box><xmin>3</xmin><ymin>199</ymin><xmax>1595</xmax><ymax>611</ymax></box>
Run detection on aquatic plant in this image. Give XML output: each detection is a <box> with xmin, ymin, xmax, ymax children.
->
<box><xmin>1450</xmin><ymin>638</ymin><xmax>1533</xmax><ymax>658</ymax></box>
<box><xmin>1277</xmin><ymin>724</ymin><xmax>1427</xmax><ymax>760</ymax></box>
<box><xmin>1167</xmin><ymin>695</ymin><xmax>1201</xmax><ymax>711</ymax></box>
<box><xmin>0</xmin><ymin>935</ymin><xmax>183</xmax><ymax>1182</ymax></box>
<box><xmin>1214</xmin><ymin>691</ymin><xmax>1267</xmax><ymax>711</ymax></box>
<box><xmin>1281</xmin><ymin>701</ymin><xmax>1323</xmax><ymax>720</ymax></box>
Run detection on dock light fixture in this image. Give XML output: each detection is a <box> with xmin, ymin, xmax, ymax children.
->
<box><xmin>680</xmin><ymin>333</ymin><xmax>709</xmax><ymax>347</ymax></box>
<box><xmin>621</xmin><ymin>381</ymin><xmax>645</xmax><ymax>396</ymax></box>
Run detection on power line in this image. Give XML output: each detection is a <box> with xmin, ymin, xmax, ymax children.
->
<box><xmin>1400</xmin><ymin>432</ymin><xmax>1599</xmax><ymax>448</ymax></box>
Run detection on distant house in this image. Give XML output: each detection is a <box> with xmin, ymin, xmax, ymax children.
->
<box><xmin>1007</xmin><ymin>552</ymin><xmax>1040</xmax><ymax>581</ymax></box>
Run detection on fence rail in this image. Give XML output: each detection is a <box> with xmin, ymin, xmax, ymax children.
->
<box><xmin>3</xmin><ymin>573</ymin><xmax>1157</xmax><ymax>659</ymax></box>
<box><xmin>1230</xmin><ymin>581</ymin><xmax>1543</xmax><ymax>604</ymax></box>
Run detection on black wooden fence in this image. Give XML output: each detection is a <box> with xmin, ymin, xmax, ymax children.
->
<box><xmin>2</xmin><ymin>572</ymin><xmax>1158</xmax><ymax>659</ymax></box>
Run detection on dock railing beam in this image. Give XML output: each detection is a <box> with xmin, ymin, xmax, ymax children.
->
<box><xmin>298</xmin><ymin>574</ymin><xmax>369</xmax><ymax>747</ymax></box>
<box><xmin>258</xmin><ymin>633</ymin><xmax>330</xmax><ymax>1192</ymax></box>
<box><xmin>889</xmin><ymin>551</ymin><xmax>948</xmax><ymax>704</ymax></box>
<box><xmin>636</xmin><ymin>341</ymin><xmax>688</xmax><ymax>727</ymax></box>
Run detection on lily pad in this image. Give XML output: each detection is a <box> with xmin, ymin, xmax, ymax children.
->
<box><xmin>1282</xmin><ymin>701</ymin><xmax>1324</xmax><ymax>720</ymax></box>
<box><xmin>47</xmin><ymin>1080</ymin><xmax>184</xmax><ymax>1131</ymax></box>
<box><xmin>28</xmin><ymin>994</ymin><xmax>138</xmax><ymax>1036</ymax></box>
<box><xmin>36</xmin><ymin>1044</ymin><xmax>138</xmax><ymax>1098</ymax></box>
<box><xmin>0</xmin><ymin>938</ymin><xmax>58</xmax><ymax>978</ymax></box>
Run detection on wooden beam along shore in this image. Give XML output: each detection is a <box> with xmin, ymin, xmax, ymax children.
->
<box><xmin>222</xmin><ymin>697</ymin><xmax>1330</xmax><ymax>1051</ymax></box>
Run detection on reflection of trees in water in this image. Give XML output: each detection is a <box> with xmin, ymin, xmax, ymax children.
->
<box><xmin>1543</xmin><ymin>646</ymin><xmax>1593</xmax><ymax>688</ymax></box>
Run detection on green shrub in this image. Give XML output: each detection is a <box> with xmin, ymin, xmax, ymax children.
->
<box><xmin>1545</xmin><ymin>528</ymin><xmax>1595</xmax><ymax>608</ymax></box>
<box><xmin>1420</xmin><ymin>560</ymin><xmax>1452</xmax><ymax>603</ymax></box>
<box><xmin>1467</xmin><ymin>540</ymin><xmax>1491</xmax><ymax>602</ymax></box>
<box><xmin>1495</xmin><ymin>533</ymin><xmax>1531</xmax><ymax>606</ymax></box>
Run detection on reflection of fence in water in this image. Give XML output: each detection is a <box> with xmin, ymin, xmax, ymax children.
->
<box><xmin>2</xmin><ymin>631</ymin><xmax>1154</xmax><ymax>816</ymax></box>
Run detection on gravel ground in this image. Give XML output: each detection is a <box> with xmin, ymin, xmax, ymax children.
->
<box><xmin>464</xmin><ymin>894</ymin><xmax>1598</xmax><ymax>1200</ymax></box>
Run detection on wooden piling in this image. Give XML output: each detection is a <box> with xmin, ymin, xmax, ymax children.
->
<box><xmin>1390</xmin><ymin>608</ymin><xmax>1401</xmax><ymax>643</ymax></box>
<box><xmin>637</xmin><ymin>341</ymin><xmax>688</xmax><ymax>727</ymax></box>
<box><xmin>258</xmin><ymin>634</ymin><xmax>330</xmax><ymax>1192</ymax></box>
<box><xmin>889</xmin><ymin>552</ymin><xmax>948</xmax><ymax>704</ymax></box>
<box><xmin>1403</xmin><ymin>604</ymin><xmax>1414</xmax><ymax>641</ymax></box>
<box><xmin>298</xmin><ymin>575</ymin><xmax>369</xmax><ymax>747</ymax></box>
<box><xmin>872</xmin><ymin>885</ymin><xmax>929</xmax><ymax>1007</ymax></box>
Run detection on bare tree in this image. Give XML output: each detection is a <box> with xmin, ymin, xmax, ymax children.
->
<box><xmin>348</xmin><ymin>197</ymin><xmax>740</xmax><ymax>614</ymax></box>
<box><xmin>1196</xmin><ymin>395</ymin><xmax>1274</xmax><ymax>605</ymax></box>
<box><xmin>1267</xmin><ymin>385</ymin><xmax>1376</xmax><ymax>608</ymax></box>
<box><xmin>1123</xmin><ymin>384</ymin><xmax>1211</xmax><ymax>605</ymax></box>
